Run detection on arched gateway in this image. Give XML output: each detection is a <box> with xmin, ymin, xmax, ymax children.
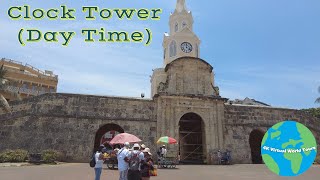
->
<box><xmin>249</xmin><ymin>129</ymin><xmax>265</xmax><ymax>164</ymax></box>
<box><xmin>93</xmin><ymin>123</ymin><xmax>124</xmax><ymax>152</ymax></box>
<box><xmin>179</xmin><ymin>113</ymin><xmax>205</xmax><ymax>164</ymax></box>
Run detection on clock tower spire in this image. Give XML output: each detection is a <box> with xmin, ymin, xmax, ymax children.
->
<box><xmin>163</xmin><ymin>0</ymin><xmax>201</xmax><ymax>66</ymax></box>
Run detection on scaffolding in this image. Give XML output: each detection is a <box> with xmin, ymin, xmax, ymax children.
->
<box><xmin>179</xmin><ymin>113</ymin><xmax>204</xmax><ymax>164</ymax></box>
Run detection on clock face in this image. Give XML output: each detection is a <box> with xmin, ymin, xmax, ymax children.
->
<box><xmin>181</xmin><ymin>42</ymin><xmax>192</xmax><ymax>53</ymax></box>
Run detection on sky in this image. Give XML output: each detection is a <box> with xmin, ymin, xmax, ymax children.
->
<box><xmin>0</xmin><ymin>0</ymin><xmax>319</xmax><ymax>109</ymax></box>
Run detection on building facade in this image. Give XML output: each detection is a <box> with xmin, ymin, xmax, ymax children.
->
<box><xmin>0</xmin><ymin>58</ymin><xmax>58</xmax><ymax>101</ymax></box>
<box><xmin>0</xmin><ymin>0</ymin><xmax>319</xmax><ymax>164</ymax></box>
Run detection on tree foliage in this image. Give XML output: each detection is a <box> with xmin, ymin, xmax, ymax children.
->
<box><xmin>301</xmin><ymin>108</ymin><xmax>320</xmax><ymax>118</ymax></box>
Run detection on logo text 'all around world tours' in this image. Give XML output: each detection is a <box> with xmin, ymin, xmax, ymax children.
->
<box><xmin>263</xmin><ymin>146</ymin><xmax>316</xmax><ymax>153</ymax></box>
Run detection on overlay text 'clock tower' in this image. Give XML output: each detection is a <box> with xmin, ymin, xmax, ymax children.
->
<box><xmin>163</xmin><ymin>0</ymin><xmax>201</xmax><ymax>66</ymax></box>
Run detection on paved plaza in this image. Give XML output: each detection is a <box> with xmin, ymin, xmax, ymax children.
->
<box><xmin>0</xmin><ymin>163</ymin><xmax>319</xmax><ymax>180</ymax></box>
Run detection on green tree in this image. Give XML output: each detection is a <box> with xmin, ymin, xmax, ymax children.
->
<box><xmin>301</xmin><ymin>108</ymin><xmax>320</xmax><ymax>119</ymax></box>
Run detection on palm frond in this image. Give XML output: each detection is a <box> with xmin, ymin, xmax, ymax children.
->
<box><xmin>0</xmin><ymin>94</ymin><xmax>10</xmax><ymax>112</ymax></box>
<box><xmin>0</xmin><ymin>65</ymin><xmax>7</xmax><ymax>79</ymax></box>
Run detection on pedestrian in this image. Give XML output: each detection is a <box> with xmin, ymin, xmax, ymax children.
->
<box><xmin>217</xmin><ymin>150</ymin><xmax>222</xmax><ymax>164</ymax></box>
<box><xmin>117</xmin><ymin>142</ymin><xmax>130</xmax><ymax>180</ymax></box>
<box><xmin>157</xmin><ymin>146</ymin><xmax>163</xmax><ymax>167</ymax></box>
<box><xmin>140</xmin><ymin>148</ymin><xmax>154</xmax><ymax>180</ymax></box>
<box><xmin>140</xmin><ymin>144</ymin><xmax>146</xmax><ymax>151</ymax></box>
<box><xmin>225</xmin><ymin>149</ymin><xmax>231</xmax><ymax>164</ymax></box>
<box><xmin>161</xmin><ymin>145</ymin><xmax>167</xmax><ymax>158</ymax></box>
<box><xmin>127</xmin><ymin>143</ymin><xmax>144</xmax><ymax>180</ymax></box>
<box><xmin>94</xmin><ymin>145</ymin><xmax>105</xmax><ymax>180</ymax></box>
<box><xmin>157</xmin><ymin>146</ymin><xmax>162</xmax><ymax>157</ymax></box>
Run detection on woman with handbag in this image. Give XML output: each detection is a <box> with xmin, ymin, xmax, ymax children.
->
<box><xmin>140</xmin><ymin>148</ymin><xmax>155</xmax><ymax>180</ymax></box>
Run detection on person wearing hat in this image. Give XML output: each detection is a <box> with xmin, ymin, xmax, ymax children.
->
<box><xmin>140</xmin><ymin>148</ymin><xmax>154</xmax><ymax>180</ymax></box>
<box><xmin>117</xmin><ymin>142</ymin><xmax>130</xmax><ymax>180</ymax></box>
<box><xmin>94</xmin><ymin>145</ymin><xmax>105</xmax><ymax>180</ymax></box>
<box><xmin>140</xmin><ymin>144</ymin><xmax>146</xmax><ymax>151</ymax></box>
<box><xmin>126</xmin><ymin>143</ymin><xmax>144</xmax><ymax>180</ymax></box>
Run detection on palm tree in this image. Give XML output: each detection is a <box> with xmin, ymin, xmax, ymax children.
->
<box><xmin>316</xmin><ymin>86</ymin><xmax>320</xmax><ymax>104</ymax></box>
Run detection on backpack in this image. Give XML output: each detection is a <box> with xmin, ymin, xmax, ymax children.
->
<box><xmin>89</xmin><ymin>153</ymin><xmax>96</xmax><ymax>168</ymax></box>
<box><xmin>129</xmin><ymin>151</ymin><xmax>141</xmax><ymax>171</ymax></box>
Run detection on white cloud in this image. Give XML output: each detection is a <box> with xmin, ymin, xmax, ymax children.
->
<box><xmin>0</xmin><ymin>16</ymin><xmax>161</xmax><ymax>98</ymax></box>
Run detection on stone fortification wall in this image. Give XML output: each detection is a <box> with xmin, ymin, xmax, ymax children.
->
<box><xmin>0</xmin><ymin>93</ymin><xmax>156</xmax><ymax>162</ymax></box>
<box><xmin>224</xmin><ymin>104</ymin><xmax>320</xmax><ymax>164</ymax></box>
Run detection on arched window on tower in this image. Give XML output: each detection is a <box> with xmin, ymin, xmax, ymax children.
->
<box><xmin>164</xmin><ymin>48</ymin><xmax>166</xmax><ymax>59</ymax></box>
<box><xmin>182</xmin><ymin>21</ymin><xmax>187</xmax><ymax>29</ymax></box>
<box><xmin>169</xmin><ymin>41</ymin><xmax>177</xmax><ymax>57</ymax></box>
<box><xmin>196</xmin><ymin>44</ymin><xmax>199</xmax><ymax>57</ymax></box>
<box><xmin>175</xmin><ymin>22</ymin><xmax>178</xmax><ymax>32</ymax></box>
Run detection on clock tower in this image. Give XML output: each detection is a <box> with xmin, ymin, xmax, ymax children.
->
<box><xmin>163</xmin><ymin>0</ymin><xmax>201</xmax><ymax>66</ymax></box>
<box><xmin>151</xmin><ymin>0</ymin><xmax>217</xmax><ymax>98</ymax></box>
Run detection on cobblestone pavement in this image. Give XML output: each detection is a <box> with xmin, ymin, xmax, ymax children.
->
<box><xmin>0</xmin><ymin>163</ymin><xmax>319</xmax><ymax>180</ymax></box>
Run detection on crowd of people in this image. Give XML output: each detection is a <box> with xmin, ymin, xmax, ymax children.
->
<box><xmin>93</xmin><ymin>142</ymin><xmax>166</xmax><ymax>180</ymax></box>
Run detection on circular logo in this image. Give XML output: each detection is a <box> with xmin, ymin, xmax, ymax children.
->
<box><xmin>261</xmin><ymin>120</ymin><xmax>317</xmax><ymax>176</ymax></box>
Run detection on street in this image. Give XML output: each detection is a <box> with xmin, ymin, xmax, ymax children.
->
<box><xmin>0</xmin><ymin>163</ymin><xmax>319</xmax><ymax>180</ymax></box>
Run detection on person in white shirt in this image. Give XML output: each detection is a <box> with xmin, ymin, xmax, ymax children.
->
<box><xmin>117</xmin><ymin>142</ymin><xmax>130</xmax><ymax>180</ymax></box>
<box><xmin>94</xmin><ymin>145</ymin><xmax>105</xmax><ymax>180</ymax></box>
<box><xmin>161</xmin><ymin>145</ymin><xmax>167</xmax><ymax>158</ymax></box>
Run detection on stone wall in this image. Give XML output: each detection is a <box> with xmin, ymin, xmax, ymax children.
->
<box><xmin>224</xmin><ymin>104</ymin><xmax>320</xmax><ymax>164</ymax></box>
<box><xmin>150</xmin><ymin>68</ymin><xmax>166</xmax><ymax>97</ymax></box>
<box><xmin>151</xmin><ymin>57</ymin><xmax>217</xmax><ymax>98</ymax></box>
<box><xmin>0</xmin><ymin>93</ymin><xmax>156</xmax><ymax>162</ymax></box>
<box><xmin>164</xmin><ymin>57</ymin><xmax>215</xmax><ymax>96</ymax></box>
<box><xmin>1</xmin><ymin>93</ymin><xmax>319</xmax><ymax>164</ymax></box>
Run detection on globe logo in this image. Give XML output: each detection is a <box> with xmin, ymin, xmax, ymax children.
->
<box><xmin>261</xmin><ymin>120</ymin><xmax>317</xmax><ymax>176</ymax></box>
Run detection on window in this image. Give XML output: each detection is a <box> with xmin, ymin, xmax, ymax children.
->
<box><xmin>22</xmin><ymin>83</ymin><xmax>28</xmax><ymax>90</ymax></box>
<box><xmin>41</xmin><ymin>87</ymin><xmax>46</xmax><ymax>94</ymax></box>
<box><xmin>169</xmin><ymin>41</ymin><xmax>177</xmax><ymax>57</ymax></box>
<box><xmin>175</xmin><ymin>22</ymin><xmax>178</xmax><ymax>32</ymax></box>
<box><xmin>196</xmin><ymin>44</ymin><xmax>199</xmax><ymax>57</ymax></box>
<box><xmin>182</xmin><ymin>21</ymin><xmax>187</xmax><ymax>28</ymax></box>
<box><xmin>164</xmin><ymin>48</ymin><xmax>166</xmax><ymax>59</ymax></box>
<box><xmin>49</xmin><ymin>87</ymin><xmax>55</xmax><ymax>93</ymax></box>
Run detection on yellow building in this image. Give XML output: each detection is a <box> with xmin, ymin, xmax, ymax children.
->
<box><xmin>0</xmin><ymin>58</ymin><xmax>58</xmax><ymax>101</ymax></box>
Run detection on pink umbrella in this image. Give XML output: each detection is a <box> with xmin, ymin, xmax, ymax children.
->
<box><xmin>109</xmin><ymin>133</ymin><xmax>142</xmax><ymax>145</ymax></box>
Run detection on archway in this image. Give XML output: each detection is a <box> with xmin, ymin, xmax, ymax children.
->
<box><xmin>93</xmin><ymin>123</ymin><xmax>124</xmax><ymax>152</ymax></box>
<box><xmin>249</xmin><ymin>129</ymin><xmax>265</xmax><ymax>164</ymax></box>
<box><xmin>179</xmin><ymin>113</ymin><xmax>205</xmax><ymax>164</ymax></box>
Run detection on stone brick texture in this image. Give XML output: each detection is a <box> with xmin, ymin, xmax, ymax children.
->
<box><xmin>0</xmin><ymin>93</ymin><xmax>156</xmax><ymax>162</ymax></box>
<box><xmin>224</xmin><ymin>104</ymin><xmax>320</xmax><ymax>164</ymax></box>
<box><xmin>0</xmin><ymin>93</ymin><xmax>319</xmax><ymax>164</ymax></box>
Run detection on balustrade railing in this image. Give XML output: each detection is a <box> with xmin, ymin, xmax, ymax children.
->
<box><xmin>1</xmin><ymin>85</ymin><xmax>47</xmax><ymax>96</ymax></box>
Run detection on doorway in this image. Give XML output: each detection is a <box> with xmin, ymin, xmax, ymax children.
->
<box><xmin>93</xmin><ymin>123</ymin><xmax>124</xmax><ymax>152</ymax></box>
<box><xmin>179</xmin><ymin>113</ymin><xmax>205</xmax><ymax>164</ymax></box>
<box><xmin>249</xmin><ymin>129</ymin><xmax>265</xmax><ymax>164</ymax></box>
